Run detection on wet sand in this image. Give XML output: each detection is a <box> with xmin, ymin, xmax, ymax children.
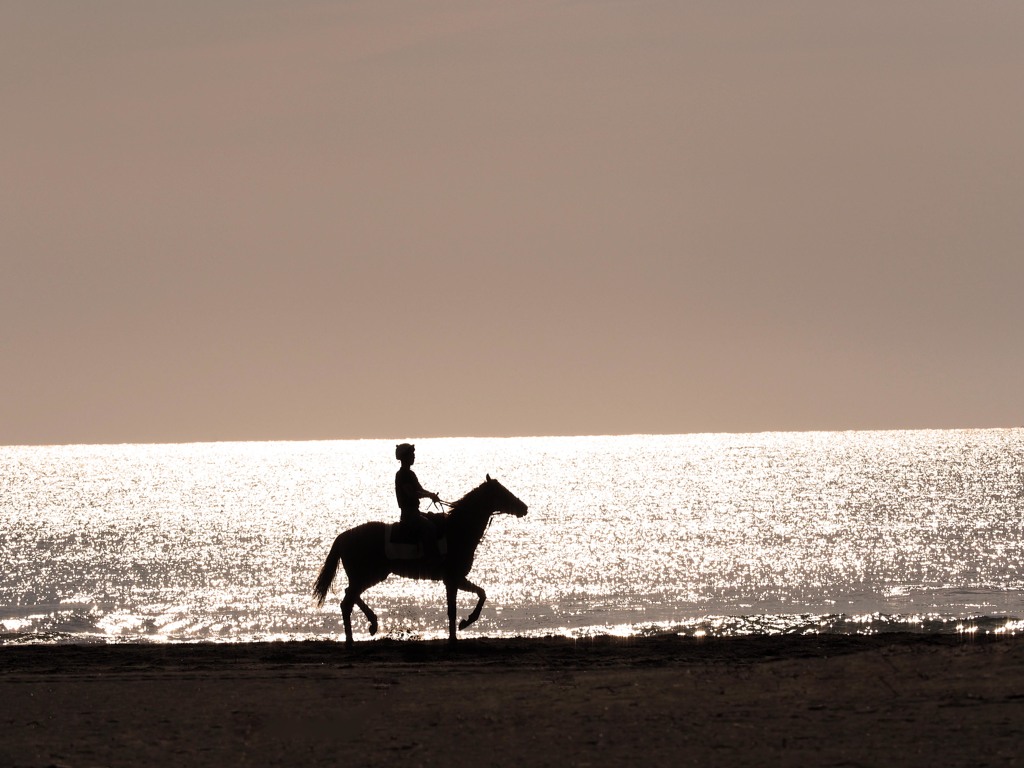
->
<box><xmin>2</xmin><ymin>633</ymin><xmax>1022</xmax><ymax>767</ymax></box>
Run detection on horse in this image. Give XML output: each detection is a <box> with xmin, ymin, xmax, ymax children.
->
<box><xmin>312</xmin><ymin>475</ymin><xmax>528</xmax><ymax>645</ymax></box>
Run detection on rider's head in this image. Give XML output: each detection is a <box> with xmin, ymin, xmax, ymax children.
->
<box><xmin>395</xmin><ymin>443</ymin><xmax>415</xmax><ymax>464</ymax></box>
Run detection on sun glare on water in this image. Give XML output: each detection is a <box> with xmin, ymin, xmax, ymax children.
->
<box><xmin>1</xmin><ymin>430</ymin><xmax>1023</xmax><ymax>643</ymax></box>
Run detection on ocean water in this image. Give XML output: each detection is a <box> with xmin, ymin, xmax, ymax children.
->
<box><xmin>2</xmin><ymin>430</ymin><xmax>1023</xmax><ymax>644</ymax></box>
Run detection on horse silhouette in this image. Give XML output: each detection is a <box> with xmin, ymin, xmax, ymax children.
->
<box><xmin>313</xmin><ymin>475</ymin><xmax>528</xmax><ymax>645</ymax></box>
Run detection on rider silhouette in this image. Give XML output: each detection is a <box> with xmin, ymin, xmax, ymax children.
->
<box><xmin>395</xmin><ymin>443</ymin><xmax>441</xmax><ymax>558</ymax></box>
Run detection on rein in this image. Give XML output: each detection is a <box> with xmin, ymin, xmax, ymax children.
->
<box><xmin>430</xmin><ymin>495</ymin><xmax>515</xmax><ymax>532</ymax></box>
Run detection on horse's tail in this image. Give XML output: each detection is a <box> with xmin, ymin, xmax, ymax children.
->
<box><xmin>312</xmin><ymin>533</ymin><xmax>346</xmax><ymax>608</ymax></box>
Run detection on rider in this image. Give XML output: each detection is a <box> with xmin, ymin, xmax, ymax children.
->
<box><xmin>394</xmin><ymin>443</ymin><xmax>442</xmax><ymax>559</ymax></box>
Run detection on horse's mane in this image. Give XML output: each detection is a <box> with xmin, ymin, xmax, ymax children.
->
<box><xmin>447</xmin><ymin>480</ymin><xmax>493</xmax><ymax>517</ymax></box>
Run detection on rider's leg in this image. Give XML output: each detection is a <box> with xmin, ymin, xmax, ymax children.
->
<box><xmin>416</xmin><ymin>513</ymin><xmax>440</xmax><ymax>558</ymax></box>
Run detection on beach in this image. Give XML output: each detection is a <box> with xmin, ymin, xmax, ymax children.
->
<box><xmin>2</xmin><ymin>633</ymin><xmax>1022</xmax><ymax>767</ymax></box>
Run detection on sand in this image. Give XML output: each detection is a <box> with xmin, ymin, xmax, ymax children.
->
<box><xmin>2</xmin><ymin>633</ymin><xmax>1022</xmax><ymax>767</ymax></box>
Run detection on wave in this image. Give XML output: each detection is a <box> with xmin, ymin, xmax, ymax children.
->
<box><xmin>3</xmin><ymin>612</ymin><xmax>1022</xmax><ymax>645</ymax></box>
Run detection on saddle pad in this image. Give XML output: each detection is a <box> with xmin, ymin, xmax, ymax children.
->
<box><xmin>384</xmin><ymin>524</ymin><xmax>447</xmax><ymax>560</ymax></box>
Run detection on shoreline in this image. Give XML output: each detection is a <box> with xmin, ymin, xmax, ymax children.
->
<box><xmin>3</xmin><ymin>633</ymin><xmax>1023</xmax><ymax>766</ymax></box>
<box><xmin>0</xmin><ymin>630</ymin><xmax>1017</xmax><ymax>669</ymax></box>
<box><xmin>4</xmin><ymin>610</ymin><xmax>1021</xmax><ymax>649</ymax></box>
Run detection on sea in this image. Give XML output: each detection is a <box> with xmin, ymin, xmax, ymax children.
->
<box><xmin>2</xmin><ymin>429</ymin><xmax>1023</xmax><ymax>645</ymax></box>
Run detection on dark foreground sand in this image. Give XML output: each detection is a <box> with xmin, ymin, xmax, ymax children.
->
<box><xmin>2</xmin><ymin>633</ymin><xmax>1023</xmax><ymax>767</ymax></box>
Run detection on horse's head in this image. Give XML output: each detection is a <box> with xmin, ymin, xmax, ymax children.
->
<box><xmin>484</xmin><ymin>474</ymin><xmax>528</xmax><ymax>518</ymax></box>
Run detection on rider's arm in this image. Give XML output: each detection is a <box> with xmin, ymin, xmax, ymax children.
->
<box><xmin>414</xmin><ymin>474</ymin><xmax>441</xmax><ymax>503</ymax></box>
<box><xmin>402</xmin><ymin>470</ymin><xmax>439</xmax><ymax>503</ymax></box>
<box><xmin>417</xmin><ymin>482</ymin><xmax>440</xmax><ymax>503</ymax></box>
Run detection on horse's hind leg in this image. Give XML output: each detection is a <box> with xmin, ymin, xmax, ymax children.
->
<box><xmin>340</xmin><ymin>588</ymin><xmax>357</xmax><ymax>647</ymax></box>
<box><xmin>341</xmin><ymin>587</ymin><xmax>379</xmax><ymax>646</ymax></box>
<box><xmin>353</xmin><ymin>595</ymin><xmax>378</xmax><ymax>636</ymax></box>
<box><xmin>455</xmin><ymin>577</ymin><xmax>487</xmax><ymax>631</ymax></box>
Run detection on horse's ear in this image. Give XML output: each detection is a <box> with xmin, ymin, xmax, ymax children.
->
<box><xmin>486</xmin><ymin>474</ymin><xmax>491</xmax><ymax>482</ymax></box>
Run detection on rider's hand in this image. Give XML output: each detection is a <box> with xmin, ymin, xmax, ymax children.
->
<box><xmin>430</xmin><ymin>492</ymin><xmax>440</xmax><ymax>504</ymax></box>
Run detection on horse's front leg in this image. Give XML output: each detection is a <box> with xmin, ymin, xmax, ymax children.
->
<box><xmin>445</xmin><ymin>581</ymin><xmax>459</xmax><ymax>643</ymax></box>
<box><xmin>456</xmin><ymin>577</ymin><xmax>487</xmax><ymax>631</ymax></box>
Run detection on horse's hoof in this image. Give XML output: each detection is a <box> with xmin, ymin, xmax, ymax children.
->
<box><xmin>458</xmin><ymin>619</ymin><xmax>469</xmax><ymax>630</ymax></box>
<box><xmin>369</xmin><ymin>620</ymin><xmax>379</xmax><ymax>636</ymax></box>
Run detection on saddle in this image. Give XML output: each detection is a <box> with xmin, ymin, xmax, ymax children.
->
<box><xmin>385</xmin><ymin>514</ymin><xmax>448</xmax><ymax>561</ymax></box>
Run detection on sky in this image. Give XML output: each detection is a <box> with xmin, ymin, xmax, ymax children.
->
<box><xmin>3</xmin><ymin>0</ymin><xmax>1023</xmax><ymax>445</ymax></box>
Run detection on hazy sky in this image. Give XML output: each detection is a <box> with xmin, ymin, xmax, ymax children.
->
<box><xmin>4</xmin><ymin>1</ymin><xmax>1023</xmax><ymax>445</ymax></box>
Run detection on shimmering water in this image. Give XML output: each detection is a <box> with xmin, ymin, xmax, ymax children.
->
<box><xmin>2</xmin><ymin>430</ymin><xmax>1023</xmax><ymax>644</ymax></box>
